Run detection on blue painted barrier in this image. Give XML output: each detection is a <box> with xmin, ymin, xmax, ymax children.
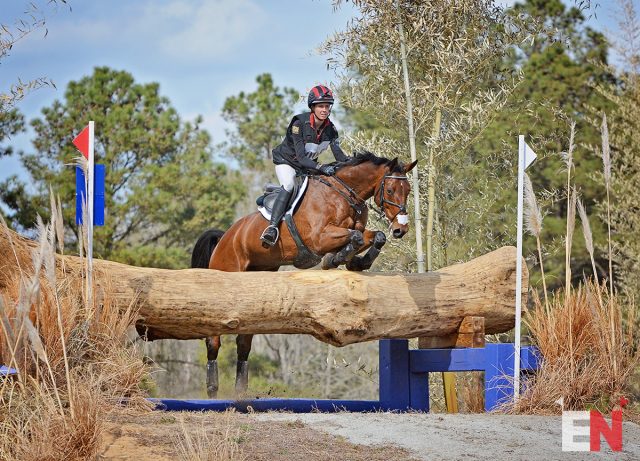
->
<box><xmin>152</xmin><ymin>398</ymin><xmax>381</xmax><ymax>413</ymax></box>
<box><xmin>154</xmin><ymin>340</ymin><xmax>540</xmax><ymax>413</ymax></box>
<box><xmin>0</xmin><ymin>365</ymin><xmax>17</xmax><ymax>377</ymax></box>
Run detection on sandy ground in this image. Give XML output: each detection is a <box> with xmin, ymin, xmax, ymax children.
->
<box><xmin>100</xmin><ymin>411</ymin><xmax>416</xmax><ymax>460</ymax></box>
<box><xmin>256</xmin><ymin>412</ymin><xmax>640</xmax><ymax>461</ymax></box>
<box><xmin>100</xmin><ymin>411</ymin><xmax>640</xmax><ymax>461</ymax></box>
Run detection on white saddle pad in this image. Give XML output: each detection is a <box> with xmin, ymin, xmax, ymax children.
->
<box><xmin>258</xmin><ymin>177</ymin><xmax>309</xmax><ymax>221</ymax></box>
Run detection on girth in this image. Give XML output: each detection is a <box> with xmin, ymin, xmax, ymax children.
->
<box><xmin>284</xmin><ymin>214</ymin><xmax>322</xmax><ymax>269</ymax></box>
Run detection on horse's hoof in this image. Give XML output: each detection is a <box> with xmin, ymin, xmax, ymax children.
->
<box><xmin>346</xmin><ymin>258</ymin><xmax>364</xmax><ymax>272</ymax></box>
<box><xmin>351</xmin><ymin>230</ymin><xmax>364</xmax><ymax>247</ymax></box>
<box><xmin>321</xmin><ymin>253</ymin><xmax>338</xmax><ymax>270</ymax></box>
<box><xmin>373</xmin><ymin>231</ymin><xmax>387</xmax><ymax>249</ymax></box>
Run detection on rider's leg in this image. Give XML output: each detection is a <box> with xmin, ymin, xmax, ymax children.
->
<box><xmin>260</xmin><ymin>164</ymin><xmax>295</xmax><ymax>248</ymax></box>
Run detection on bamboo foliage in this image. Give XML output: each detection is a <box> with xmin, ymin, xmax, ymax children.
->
<box><xmin>577</xmin><ymin>0</ymin><xmax>640</xmax><ymax>306</ymax></box>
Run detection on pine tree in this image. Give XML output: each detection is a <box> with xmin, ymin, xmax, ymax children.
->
<box><xmin>0</xmin><ymin>67</ymin><xmax>245</xmax><ymax>268</ymax></box>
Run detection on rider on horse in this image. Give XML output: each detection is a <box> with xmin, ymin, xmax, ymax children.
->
<box><xmin>260</xmin><ymin>84</ymin><xmax>349</xmax><ymax>248</ymax></box>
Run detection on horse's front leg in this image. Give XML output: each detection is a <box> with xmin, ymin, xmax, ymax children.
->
<box><xmin>319</xmin><ymin>227</ymin><xmax>365</xmax><ymax>270</ymax></box>
<box><xmin>346</xmin><ymin>230</ymin><xmax>386</xmax><ymax>271</ymax></box>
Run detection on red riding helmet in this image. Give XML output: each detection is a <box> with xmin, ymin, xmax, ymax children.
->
<box><xmin>308</xmin><ymin>85</ymin><xmax>334</xmax><ymax>108</ymax></box>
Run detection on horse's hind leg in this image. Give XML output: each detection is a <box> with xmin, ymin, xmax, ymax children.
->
<box><xmin>346</xmin><ymin>230</ymin><xmax>387</xmax><ymax>271</ymax></box>
<box><xmin>205</xmin><ymin>336</ymin><xmax>221</xmax><ymax>398</ymax></box>
<box><xmin>235</xmin><ymin>334</ymin><xmax>254</xmax><ymax>394</ymax></box>
<box><xmin>321</xmin><ymin>229</ymin><xmax>365</xmax><ymax>269</ymax></box>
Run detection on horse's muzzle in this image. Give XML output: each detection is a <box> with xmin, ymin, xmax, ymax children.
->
<box><xmin>392</xmin><ymin>227</ymin><xmax>407</xmax><ymax>238</ymax></box>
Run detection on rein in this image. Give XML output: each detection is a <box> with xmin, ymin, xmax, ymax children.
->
<box><xmin>310</xmin><ymin>174</ymin><xmax>367</xmax><ymax>216</ymax></box>
<box><xmin>310</xmin><ymin>172</ymin><xmax>409</xmax><ymax>222</ymax></box>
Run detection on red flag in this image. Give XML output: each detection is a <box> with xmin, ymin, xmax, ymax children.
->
<box><xmin>73</xmin><ymin>125</ymin><xmax>89</xmax><ymax>159</ymax></box>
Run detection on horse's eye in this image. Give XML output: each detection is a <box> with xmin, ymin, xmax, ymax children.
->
<box><xmin>386</xmin><ymin>189</ymin><xmax>393</xmax><ymax>195</ymax></box>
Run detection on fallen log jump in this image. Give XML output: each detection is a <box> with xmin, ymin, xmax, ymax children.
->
<box><xmin>0</xmin><ymin>226</ymin><xmax>527</xmax><ymax>345</ymax></box>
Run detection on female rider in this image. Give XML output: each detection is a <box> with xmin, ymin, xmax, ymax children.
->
<box><xmin>260</xmin><ymin>84</ymin><xmax>349</xmax><ymax>248</ymax></box>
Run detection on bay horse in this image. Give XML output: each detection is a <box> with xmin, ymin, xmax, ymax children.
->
<box><xmin>191</xmin><ymin>151</ymin><xmax>417</xmax><ymax>397</ymax></box>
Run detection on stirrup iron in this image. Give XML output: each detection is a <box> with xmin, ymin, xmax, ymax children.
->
<box><xmin>260</xmin><ymin>225</ymin><xmax>280</xmax><ymax>246</ymax></box>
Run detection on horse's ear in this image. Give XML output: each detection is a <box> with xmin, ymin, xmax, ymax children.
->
<box><xmin>387</xmin><ymin>157</ymin><xmax>399</xmax><ymax>171</ymax></box>
<box><xmin>404</xmin><ymin>160</ymin><xmax>418</xmax><ymax>173</ymax></box>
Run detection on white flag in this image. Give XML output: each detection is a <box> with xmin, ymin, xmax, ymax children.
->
<box><xmin>523</xmin><ymin>142</ymin><xmax>537</xmax><ymax>169</ymax></box>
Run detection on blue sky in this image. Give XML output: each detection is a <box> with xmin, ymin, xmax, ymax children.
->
<box><xmin>0</xmin><ymin>0</ymin><xmax>358</xmax><ymax>179</ymax></box>
<box><xmin>0</xmin><ymin>0</ymin><xmax>624</xmax><ymax>183</ymax></box>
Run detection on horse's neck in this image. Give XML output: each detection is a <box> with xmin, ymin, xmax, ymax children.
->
<box><xmin>336</xmin><ymin>164</ymin><xmax>384</xmax><ymax>199</ymax></box>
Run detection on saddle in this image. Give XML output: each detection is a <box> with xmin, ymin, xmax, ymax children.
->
<box><xmin>255</xmin><ymin>175</ymin><xmax>320</xmax><ymax>269</ymax></box>
<box><xmin>256</xmin><ymin>176</ymin><xmax>308</xmax><ymax>220</ymax></box>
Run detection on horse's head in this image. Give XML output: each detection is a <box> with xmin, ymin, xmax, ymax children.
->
<box><xmin>373</xmin><ymin>157</ymin><xmax>418</xmax><ymax>239</ymax></box>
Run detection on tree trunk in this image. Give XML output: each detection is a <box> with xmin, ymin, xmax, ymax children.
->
<box><xmin>0</xmin><ymin>227</ymin><xmax>527</xmax><ymax>347</ymax></box>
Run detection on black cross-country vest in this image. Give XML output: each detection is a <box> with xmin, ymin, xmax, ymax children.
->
<box><xmin>272</xmin><ymin>112</ymin><xmax>345</xmax><ymax>170</ymax></box>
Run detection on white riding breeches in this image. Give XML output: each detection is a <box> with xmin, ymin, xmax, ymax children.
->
<box><xmin>275</xmin><ymin>164</ymin><xmax>296</xmax><ymax>192</ymax></box>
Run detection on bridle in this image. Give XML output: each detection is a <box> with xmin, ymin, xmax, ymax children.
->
<box><xmin>375</xmin><ymin>174</ymin><xmax>408</xmax><ymax>223</ymax></box>
<box><xmin>311</xmin><ymin>172</ymin><xmax>409</xmax><ymax>224</ymax></box>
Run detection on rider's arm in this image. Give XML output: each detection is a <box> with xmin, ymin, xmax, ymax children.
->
<box><xmin>291</xmin><ymin>120</ymin><xmax>321</xmax><ymax>170</ymax></box>
<box><xmin>330</xmin><ymin>138</ymin><xmax>348</xmax><ymax>162</ymax></box>
<box><xmin>328</xmin><ymin>126</ymin><xmax>348</xmax><ymax>162</ymax></box>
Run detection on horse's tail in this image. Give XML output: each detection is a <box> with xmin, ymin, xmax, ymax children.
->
<box><xmin>191</xmin><ymin>228</ymin><xmax>225</xmax><ymax>269</ymax></box>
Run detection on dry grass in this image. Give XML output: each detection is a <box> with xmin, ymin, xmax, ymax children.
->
<box><xmin>503</xmin><ymin>116</ymin><xmax>640</xmax><ymax>418</ymax></box>
<box><xmin>173</xmin><ymin>411</ymin><xmax>247</xmax><ymax>461</ymax></box>
<box><xmin>2</xmin><ymin>378</ymin><xmax>103</xmax><ymax>461</ymax></box>
<box><xmin>506</xmin><ymin>280</ymin><xmax>639</xmax><ymax>416</ymax></box>
<box><xmin>0</xmin><ymin>200</ymin><xmax>151</xmax><ymax>460</ymax></box>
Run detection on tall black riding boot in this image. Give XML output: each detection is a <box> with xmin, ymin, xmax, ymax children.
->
<box><xmin>260</xmin><ymin>188</ymin><xmax>292</xmax><ymax>248</ymax></box>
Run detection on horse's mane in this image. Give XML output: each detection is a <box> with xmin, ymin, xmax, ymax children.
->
<box><xmin>338</xmin><ymin>150</ymin><xmax>404</xmax><ymax>173</ymax></box>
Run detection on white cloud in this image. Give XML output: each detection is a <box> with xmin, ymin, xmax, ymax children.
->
<box><xmin>139</xmin><ymin>0</ymin><xmax>266</xmax><ymax>61</ymax></box>
<box><xmin>10</xmin><ymin>0</ymin><xmax>267</xmax><ymax>65</ymax></box>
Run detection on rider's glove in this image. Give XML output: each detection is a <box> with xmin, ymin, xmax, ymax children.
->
<box><xmin>318</xmin><ymin>164</ymin><xmax>336</xmax><ymax>176</ymax></box>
